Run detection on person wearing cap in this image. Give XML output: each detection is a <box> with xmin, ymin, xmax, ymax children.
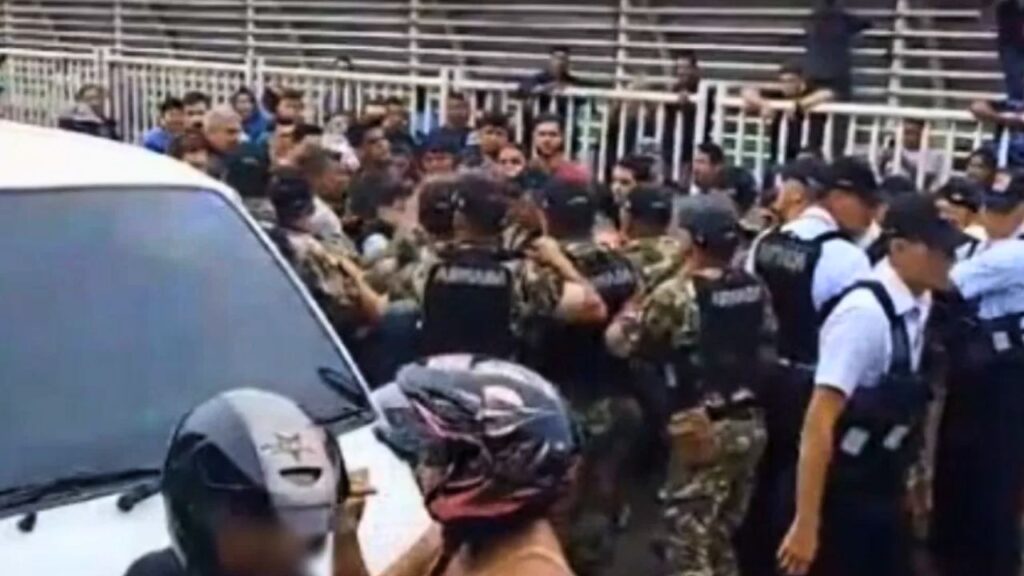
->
<box><xmin>619</xmin><ymin>184</ymin><xmax>685</xmax><ymax>293</ymax></box>
<box><xmin>738</xmin><ymin>156</ymin><xmax>874</xmax><ymax>576</ymax></box>
<box><xmin>405</xmin><ymin>173</ymin><xmax>605</xmax><ymax>361</ymax></box>
<box><xmin>935</xmin><ymin>177</ymin><xmax>986</xmax><ymax>253</ymax></box>
<box><xmin>776</xmin><ymin>194</ymin><xmax>958</xmax><ymax>576</ymax></box>
<box><xmin>607</xmin><ymin>196</ymin><xmax>770</xmax><ymax>576</ymax></box>
<box><xmin>864</xmin><ymin>175</ymin><xmax>918</xmax><ymax>264</ymax></box>
<box><xmin>929</xmin><ymin>173</ymin><xmax>1024</xmax><ymax>576</ymax></box>
<box><xmin>525</xmin><ymin>177</ymin><xmax>642</xmax><ymax>575</ymax></box>
<box><xmin>266</xmin><ymin>168</ymin><xmax>386</xmax><ymax>340</ymax></box>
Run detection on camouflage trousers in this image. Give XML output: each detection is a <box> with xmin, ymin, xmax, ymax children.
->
<box><xmin>556</xmin><ymin>395</ymin><xmax>645</xmax><ymax>576</ymax></box>
<box><xmin>658</xmin><ymin>414</ymin><xmax>767</xmax><ymax>576</ymax></box>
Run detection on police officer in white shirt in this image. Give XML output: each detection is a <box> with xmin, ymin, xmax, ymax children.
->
<box><xmin>777</xmin><ymin>195</ymin><xmax>960</xmax><ymax>576</ymax></box>
<box><xmin>930</xmin><ymin>175</ymin><xmax>1024</xmax><ymax>576</ymax></box>
<box><xmin>738</xmin><ymin>157</ymin><xmax>874</xmax><ymax>576</ymax></box>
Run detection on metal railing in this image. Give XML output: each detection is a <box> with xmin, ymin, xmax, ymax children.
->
<box><xmin>0</xmin><ymin>1</ymin><xmax>1007</xmax><ymax>106</ymax></box>
<box><xmin>1</xmin><ymin>47</ymin><xmax>1014</xmax><ymax>188</ymax></box>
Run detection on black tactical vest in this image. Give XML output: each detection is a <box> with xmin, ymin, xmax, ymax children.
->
<box><xmin>754</xmin><ymin>228</ymin><xmax>847</xmax><ymax>363</ymax></box>
<box><xmin>420</xmin><ymin>245</ymin><xmax>517</xmax><ymax>359</ymax></box>
<box><xmin>828</xmin><ymin>281</ymin><xmax>931</xmax><ymax>496</ymax></box>
<box><xmin>668</xmin><ymin>270</ymin><xmax>766</xmax><ymax>414</ymax></box>
<box><xmin>531</xmin><ymin>241</ymin><xmax>639</xmax><ymax>402</ymax></box>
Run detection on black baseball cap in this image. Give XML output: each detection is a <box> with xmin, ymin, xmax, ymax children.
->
<box><xmin>823</xmin><ymin>157</ymin><xmax>880</xmax><ymax>206</ymax></box>
<box><xmin>540</xmin><ymin>177</ymin><xmax>596</xmax><ymax>217</ymax></box>
<box><xmin>453</xmin><ymin>174</ymin><xmax>508</xmax><ymax>231</ymax></box>
<box><xmin>882</xmin><ymin>194</ymin><xmax>963</xmax><ymax>258</ymax></box>
<box><xmin>983</xmin><ymin>173</ymin><xmax>1024</xmax><ymax>213</ymax></box>
<box><xmin>677</xmin><ymin>195</ymin><xmax>741</xmax><ymax>249</ymax></box>
<box><xmin>937</xmin><ymin>177</ymin><xmax>982</xmax><ymax>212</ymax></box>
<box><xmin>269</xmin><ymin>169</ymin><xmax>315</xmax><ymax>224</ymax></box>
<box><xmin>879</xmin><ymin>175</ymin><xmax>917</xmax><ymax>204</ymax></box>
<box><xmin>623</xmin><ymin>184</ymin><xmax>672</xmax><ymax>223</ymax></box>
<box><xmin>779</xmin><ymin>157</ymin><xmax>828</xmax><ymax>189</ymax></box>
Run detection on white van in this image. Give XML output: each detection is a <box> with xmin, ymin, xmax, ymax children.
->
<box><xmin>0</xmin><ymin>121</ymin><xmax>430</xmax><ymax>575</ymax></box>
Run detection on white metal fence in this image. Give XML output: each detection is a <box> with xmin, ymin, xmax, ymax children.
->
<box><xmin>1</xmin><ymin>47</ymin><xmax>1015</xmax><ymax>188</ymax></box>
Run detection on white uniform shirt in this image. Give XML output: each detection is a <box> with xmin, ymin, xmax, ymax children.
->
<box><xmin>746</xmin><ymin>205</ymin><xmax>872</xmax><ymax>310</ymax></box>
<box><xmin>950</xmin><ymin>224</ymin><xmax>1024</xmax><ymax>320</ymax></box>
<box><xmin>815</xmin><ymin>259</ymin><xmax>931</xmax><ymax>396</ymax></box>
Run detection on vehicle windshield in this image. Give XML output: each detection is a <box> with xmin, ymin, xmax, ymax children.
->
<box><xmin>0</xmin><ymin>188</ymin><xmax>371</xmax><ymax>496</ymax></box>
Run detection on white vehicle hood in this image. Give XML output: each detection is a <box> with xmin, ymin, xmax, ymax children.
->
<box><xmin>1</xmin><ymin>425</ymin><xmax>431</xmax><ymax>576</ymax></box>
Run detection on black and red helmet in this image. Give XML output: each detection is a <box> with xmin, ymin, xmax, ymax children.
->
<box><xmin>379</xmin><ymin>355</ymin><xmax>579</xmax><ymax>529</ymax></box>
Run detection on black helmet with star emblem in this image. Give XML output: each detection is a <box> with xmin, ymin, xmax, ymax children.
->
<box><xmin>162</xmin><ymin>389</ymin><xmax>347</xmax><ymax>575</ymax></box>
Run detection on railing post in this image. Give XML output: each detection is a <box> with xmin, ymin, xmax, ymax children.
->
<box><xmin>113</xmin><ymin>0</ymin><xmax>123</xmax><ymax>54</ymax></box>
<box><xmin>253</xmin><ymin>56</ymin><xmax>266</xmax><ymax>100</ymax></box>
<box><xmin>245</xmin><ymin>0</ymin><xmax>256</xmax><ymax>63</ymax></box>
<box><xmin>615</xmin><ymin>0</ymin><xmax>629</xmax><ymax>88</ymax></box>
<box><xmin>887</xmin><ymin>0</ymin><xmax>907</xmax><ymax>106</ymax></box>
<box><xmin>438</xmin><ymin>68</ymin><xmax>450</xmax><ymax>127</ymax></box>
<box><xmin>409</xmin><ymin>0</ymin><xmax>421</xmax><ymax>74</ymax></box>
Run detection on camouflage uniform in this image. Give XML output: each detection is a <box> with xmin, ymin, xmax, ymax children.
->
<box><xmin>621</xmin><ymin>235</ymin><xmax>685</xmax><ymax>295</ymax></box>
<box><xmin>365</xmin><ymin>227</ymin><xmax>438</xmax><ymax>300</ymax></box>
<box><xmin>272</xmin><ymin>227</ymin><xmax>365</xmax><ymax>337</ymax></box>
<box><xmin>620</xmin><ymin>275</ymin><xmax>767</xmax><ymax>576</ymax></box>
<box><xmin>407</xmin><ymin>241</ymin><xmax>563</xmax><ymax>338</ymax></box>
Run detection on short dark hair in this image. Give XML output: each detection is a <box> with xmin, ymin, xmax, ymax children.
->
<box><xmin>616</xmin><ymin>155</ymin><xmax>654</xmax><ymax>183</ymax></box>
<box><xmin>346</xmin><ymin>119</ymin><xmax>383</xmax><ymax>149</ymax></box>
<box><xmin>968</xmin><ymin>147</ymin><xmax>998</xmax><ymax>171</ymax></box>
<box><xmin>167</xmin><ymin>129</ymin><xmax>208</xmax><ymax>160</ymax></box>
<box><xmin>550</xmin><ymin>45</ymin><xmax>570</xmax><ymax>55</ymax></box>
<box><xmin>532</xmin><ymin>113</ymin><xmax>563</xmax><ymax>133</ymax></box>
<box><xmin>418</xmin><ymin>176</ymin><xmax>459</xmax><ymax>237</ymax></box>
<box><xmin>293</xmin><ymin>123</ymin><xmax>323</xmax><ymax>143</ymax></box>
<box><xmin>182</xmin><ymin>91</ymin><xmax>211</xmax><ymax>108</ymax></box>
<box><xmin>294</xmin><ymin>145</ymin><xmax>334</xmax><ymax>179</ymax></box>
<box><xmin>348</xmin><ymin>171</ymin><xmax>411</xmax><ymax>220</ymax></box>
<box><xmin>278</xmin><ymin>87</ymin><xmax>305</xmax><ymax>101</ymax></box>
<box><xmin>159</xmin><ymin>96</ymin><xmax>185</xmax><ymax>116</ymax></box>
<box><xmin>454</xmin><ymin>174</ymin><xmax>509</xmax><ymax>234</ymax></box>
<box><xmin>447</xmin><ymin>91</ymin><xmax>467</xmax><ymax>103</ymax></box>
<box><xmin>479</xmin><ymin>111</ymin><xmax>510</xmax><ymax>131</ymax></box>
<box><xmin>674</xmin><ymin>50</ymin><xmax>698</xmax><ymax>65</ymax></box>
<box><xmin>230</xmin><ymin>87</ymin><xmax>257</xmax><ymax>107</ymax></box>
<box><xmin>697</xmin><ymin>142</ymin><xmax>725</xmax><ymax>165</ymax></box>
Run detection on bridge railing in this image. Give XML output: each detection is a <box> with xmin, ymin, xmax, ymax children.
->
<box><xmin>1</xmin><ymin>47</ymin><xmax>1013</xmax><ymax>188</ymax></box>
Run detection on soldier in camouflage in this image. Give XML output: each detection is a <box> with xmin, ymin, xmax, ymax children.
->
<box><xmin>404</xmin><ymin>173</ymin><xmax>606</xmax><ymax>360</ymax></box>
<box><xmin>366</xmin><ymin>175</ymin><xmax>459</xmax><ymax>300</ymax></box>
<box><xmin>607</xmin><ymin>197</ymin><xmax>770</xmax><ymax>576</ymax></box>
<box><xmin>526</xmin><ymin>178</ymin><xmax>644</xmax><ymax>576</ymax></box>
<box><xmin>267</xmin><ymin>168</ymin><xmax>387</xmax><ymax>340</ymax></box>
<box><xmin>620</xmin><ymin>184</ymin><xmax>686</xmax><ymax>294</ymax></box>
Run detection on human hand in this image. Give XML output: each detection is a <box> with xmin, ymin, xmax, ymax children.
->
<box><xmin>777</xmin><ymin>517</ymin><xmax>819</xmax><ymax>575</ymax></box>
<box><xmin>527</xmin><ymin>236</ymin><xmax>566</xmax><ymax>267</ymax></box>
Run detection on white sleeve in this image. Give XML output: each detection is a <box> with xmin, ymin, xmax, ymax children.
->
<box><xmin>950</xmin><ymin>243</ymin><xmax>1024</xmax><ymax>300</ymax></box>
<box><xmin>811</xmin><ymin>241</ymin><xmax>871</xmax><ymax>310</ymax></box>
<box><xmin>815</xmin><ymin>298</ymin><xmax>888</xmax><ymax>397</ymax></box>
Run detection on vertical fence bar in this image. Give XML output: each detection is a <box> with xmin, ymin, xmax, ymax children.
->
<box><xmin>916</xmin><ymin>121</ymin><xmax>930</xmax><ymax>190</ymax></box>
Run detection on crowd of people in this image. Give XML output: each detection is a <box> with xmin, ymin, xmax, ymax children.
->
<box><xmin>86</xmin><ymin>62</ymin><xmax>1023</xmax><ymax>576</ymax></box>
<box><xmin>38</xmin><ymin>5</ymin><xmax>1024</xmax><ymax>576</ymax></box>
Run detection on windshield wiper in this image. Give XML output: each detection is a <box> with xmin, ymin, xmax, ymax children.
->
<box><xmin>0</xmin><ymin>468</ymin><xmax>161</xmax><ymax>511</ymax></box>
<box><xmin>316</xmin><ymin>367</ymin><xmax>373</xmax><ymax>425</ymax></box>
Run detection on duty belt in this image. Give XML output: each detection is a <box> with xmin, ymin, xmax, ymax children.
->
<box><xmin>706</xmin><ymin>398</ymin><xmax>760</xmax><ymax>422</ymax></box>
<box><xmin>776</xmin><ymin>357</ymin><xmax>816</xmax><ymax>373</ymax></box>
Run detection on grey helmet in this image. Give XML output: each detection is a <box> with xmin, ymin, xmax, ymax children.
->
<box><xmin>162</xmin><ymin>389</ymin><xmax>347</xmax><ymax>575</ymax></box>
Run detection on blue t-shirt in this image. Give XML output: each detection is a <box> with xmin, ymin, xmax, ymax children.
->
<box><xmin>142</xmin><ymin>127</ymin><xmax>172</xmax><ymax>154</ymax></box>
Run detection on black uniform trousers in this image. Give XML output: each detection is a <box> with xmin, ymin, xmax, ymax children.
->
<box><xmin>737</xmin><ymin>362</ymin><xmax>815</xmax><ymax>576</ymax></box>
<box><xmin>931</xmin><ymin>353</ymin><xmax>1024</xmax><ymax>576</ymax></box>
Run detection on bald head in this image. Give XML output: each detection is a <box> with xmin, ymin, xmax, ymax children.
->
<box><xmin>203</xmin><ymin>105</ymin><xmax>242</xmax><ymax>154</ymax></box>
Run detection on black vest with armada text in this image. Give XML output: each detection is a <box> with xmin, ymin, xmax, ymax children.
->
<box><xmin>828</xmin><ymin>281</ymin><xmax>931</xmax><ymax>495</ymax></box>
<box><xmin>420</xmin><ymin>245</ymin><xmax>517</xmax><ymax>359</ymax></box>
<box><xmin>754</xmin><ymin>227</ymin><xmax>847</xmax><ymax>364</ymax></box>
<box><xmin>669</xmin><ymin>269</ymin><xmax>766</xmax><ymax>413</ymax></box>
<box><xmin>532</xmin><ymin>241</ymin><xmax>639</xmax><ymax>402</ymax></box>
